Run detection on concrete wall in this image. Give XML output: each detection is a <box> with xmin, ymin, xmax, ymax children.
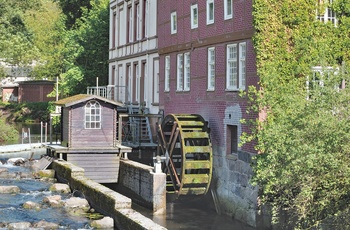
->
<box><xmin>118</xmin><ymin>159</ymin><xmax>166</xmax><ymax>214</ymax></box>
<box><xmin>51</xmin><ymin>160</ymin><xmax>166</xmax><ymax>230</ymax></box>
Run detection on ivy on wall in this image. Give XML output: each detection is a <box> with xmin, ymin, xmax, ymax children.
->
<box><xmin>243</xmin><ymin>0</ymin><xmax>350</xmax><ymax>228</ymax></box>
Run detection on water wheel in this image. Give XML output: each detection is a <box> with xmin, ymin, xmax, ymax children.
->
<box><xmin>157</xmin><ymin>114</ymin><xmax>213</xmax><ymax>197</ymax></box>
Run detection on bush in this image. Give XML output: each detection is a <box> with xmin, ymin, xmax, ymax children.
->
<box><xmin>0</xmin><ymin>117</ymin><xmax>18</xmax><ymax>144</ymax></box>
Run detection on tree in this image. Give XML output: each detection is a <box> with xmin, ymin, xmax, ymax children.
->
<box><xmin>23</xmin><ymin>0</ymin><xmax>109</xmax><ymax>97</ymax></box>
<box><xmin>0</xmin><ymin>116</ymin><xmax>18</xmax><ymax>144</ymax></box>
<box><xmin>243</xmin><ymin>0</ymin><xmax>350</xmax><ymax>228</ymax></box>
<box><xmin>55</xmin><ymin>0</ymin><xmax>91</xmax><ymax>28</ymax></box>
<box><xmin>24</xmin><ymin>0</ymin><xmax>66</xmax><ymax>81</ymax></box>
<box><xmin>73</xmin><ymin>0</ymin><xmax>109</xmax><ymax>91</ymax></box>
<box><xmin>0</xmin><ymin>0</ymin><xmax>41</xmax><ymax>66</ymax></box>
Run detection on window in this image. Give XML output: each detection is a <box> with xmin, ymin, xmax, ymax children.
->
<box><xmin>126</xmin><ymin>65</ymin><xmax>132</xmax><ymax>102</ymax></box>
<box><xmin>135</xmin><ymin>2</ymin><xmax>141</xmax><ymax>41</ymax></box>
<box><xmin>306</xmin><ymin>66</ymin><xmax>339</xmax><ymax>100</ymax></box>
<box><xmin>133</xmin><ymin>63</ymin><xmax>139</xmax><ymax>102</ymax></box>
<box><xmin>224</xmin><ymin>0</ymin><xmax>233</xmax><ymax>20</ymax></box>
<box><xmin>176</xmin><ymin>53</ymin><xmax>191</xmax><ymax>91</ymax></box>
<box><xmin>142</xmin><ymin>0</ymin><xmax>147</xmax><ymax>38</ymax></box>
<box><xmin>177</xmin><ymin>54</ymin><xmax>183</xmax><ymax>91</ymax></box>
<box><xmin>317</xmin><ymin>0</ymin><xmax>337</xmax><ymax>26</ymax></box>
<box><xmin>226</xmin><ymin>42</ymin><xmax>246</xmax><ymax>90</ymax></box>
<box><xmin>227</xmin><ymin>125</ymin><xmax>238</xmax><ymax>154</ymax></box>
<box><xmin>239</xmin><ymin>43</ymin><xmax>246</xmax><ymax>89</ymax></box>
<box><xmin>191</xmin><ymin>4</ymin><xmax>198</xmax><ymax>29</ymax></box>
<box><xmin>184</xmin><ymin>53</ymin><xmax>190</xmax><ymax>91</ymax></box>
<box><xmin>165</xmin><ymin>56</ymin><xmax>170</xmax><ymax>91</ymax></box>
<box><xmin>127</xmin><ymin>6</ymin><xmax>133</xmax><ymax>42</ymax></box>
<box><xmin>153</xmin><ymin>59</ymin><xmax>159</xmax><ymax>103</ymax></box>
<box><xmin>208</xmin><ymin>47</ymin><xmax>215</xmax><ymax>90</ymax></box>
<box><xmin>171</xmin><ymin>12</ymin><xmax>177</xmax><ymax>34</ymax></box>
<box><xmin>112</xmin><ymin>11</ymin><xmax>117</xmax><ymax>48</ymax></box>
<box><xmin>85</xmin><ymin>101</ymin><xmax>101</xmax><ymax>129</ymax></box>
<box><xmin>207</xmin><ymin>0</ymin><xmax>214</xmax><ymax>24</ymax></box>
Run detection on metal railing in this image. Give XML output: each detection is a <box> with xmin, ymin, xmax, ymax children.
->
<box><xmin>87</xmin><ymin>85</ymin><xmax>130</xmax><ymax>103</ymax></box>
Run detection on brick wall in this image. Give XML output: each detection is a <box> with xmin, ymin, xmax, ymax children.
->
<box><xmin>157</xmin><ymin>0</ymin><xmax>262</xmax><ymax>227</ymax></box>
<box><xmin>18</xmin><ymin>81</ymin><xmax>55</xmax><ymax>103</ymax></box>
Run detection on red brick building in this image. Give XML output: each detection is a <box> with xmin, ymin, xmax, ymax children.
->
<box><xmin>2</xmin><ymin>80</ymin><xmax>55</xmax><ymax>103</ymax></box>
<box><xmin>17</xmin><ymin>80</ymin><xmax>55</xmax><ymax>103</ymax></box>
<box><xmin>157</xmin><ymin>0</ymin><xmax>260</xmax><ymax>226</ymax></box>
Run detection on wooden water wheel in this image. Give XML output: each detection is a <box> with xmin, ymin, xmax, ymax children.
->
<box><xmin>157</xmin><ymin>114</ymin><xmax>213</xmax><ymax>197</ymax></box>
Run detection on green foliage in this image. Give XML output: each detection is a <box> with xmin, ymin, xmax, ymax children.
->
<box><xmin>14</xmin><ymin>0</ymin><xmax>109</xmax><ymax>97</ymax></box>
<box><xmin>245</xmin><ymin>0</ymin><xmax>350</xmax><ymax>228</ymax></box>
<box><xmin>55</xmin><ymin>0</ymin><xmax>91</xmax><ymax>28</ymax></box>
<box><xmin>0</xmin><ymin>116</ymin><xmax>18</xmax><ymax>144</ymax></box>
<box><xmin>24</xmin><ymin>0</ymin><xmax>66</xmax><ymax>80</ymax></box>
<box><xmin>0</xmin><ymin>0</ymin><xmax>41</xmax><ymax>65</ymax></box>
<box><xmin>70</xmin><ymin>0</ymin><xmax>109</xmax><ymax>92</ymax></box>
<box><xmin>4</xmin><ymin>102</ymin><xmax>53</xmax><ymax>122</ymax></box>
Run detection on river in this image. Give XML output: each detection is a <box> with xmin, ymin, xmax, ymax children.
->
<box><xmin>0</xmin><ymin>124</ymin><xmax>257</xmax><ymax>229</ymax></box>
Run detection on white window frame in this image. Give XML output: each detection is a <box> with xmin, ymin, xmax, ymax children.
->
<box><xmin>207</xmin><ymin>0</ymin><xmax>214</xmax><ymax>25</ymax></box>
<box><xmin>128</xmin><ymin>6</ymin><xmax>133</xmax><ymax>43</ymax></box>
<box><xmin>85</xmin><ymin>100</ymin><xmax>101</xmax><ymax>129</ymax></box>
<box><xmin>184</xmin><ymin>52</ymin><xmax>191</xmax><ymax>91</ymax></box>
<box><xmin>317</xmin><ymin>0</ymin><xmax>337</xmax><ymax>26</ymax></box>
<box><xmin>165</xmin><ymin>56</ymin><xmax>170</xmax><ymax>92</ymax></box>
<box><xmin>224</xmin><ymin>0</ymin><xmax>233</xmax><ymax>20</ymax></box>
<box><xmin>127</xmin><ymin>65</ymin><xmax>132</xmax><ymax>102</ymax></box>
<box><xmin>306</xmin><ymin>66</ymin><xmax>339</xmax><ymax>100</ymax></box>
<box><xmin>136</xmin><ymin>2</ymin><xmax>141</xmax><ymax>40</ymax></box>
<box><xmin>208</xmin><ymin>47</ymin><xmax>215</xmax><ymax>90</ymax></box>
<box><xmin>171</xmin><ymin>11</ymin><xmax>177</xmax><ymax>34</ymax></box>
<box><xmin>144</xmin><ymin>0</ymin><xmax>149</xmax><ymax>37</ymax></box>
<box><xmin>226</xmin><ymin>42</ymin><xmax>246</xmax><ymax>90</ymax></box>
<box><xmin>135</xmin><ymin>63</ymin><xmax>140</xmax><ymax>102</ymax></box>
<box><xmin>226</xmin><ymin>44</ymin><xmax>237</xmax><ymax>90</ymax></box>
<box><xmin>239</xmin><ymin>42</ymin><xmax>246</xmax><ymax>90</ymax></box>
<box><xmin>191</xmin><ymin>4</ymin><xmax>198</xmax><ymax>29</ymax></box>
<box><xmin>177</xmin><ymin>54</ymin><xmax>183</xmax><ymax>91</ymax></box>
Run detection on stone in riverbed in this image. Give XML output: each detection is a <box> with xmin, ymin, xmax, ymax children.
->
<box><xmin>0</xmin><ymin>168</ymin><xmax>9</xmax><ymax>178</ymax></box>
<box><xmin>64</xmin><ymin>197</ymin><xmax>90</xmax><ymax>216</ymax></box>
<box><xmin>7</xmin><ymin>222</ymin><xmax>31</xmax><ymax>229</ymax></box>
<box><xmin>90</xmin><ymin>216</ymin><xmax>114</xmax><ymax>229</ymax></box>
<box><xmin>34</xmin><ymin>169</ymin><xmax>55</xmax><ymax>178</ymax></box>
<box><xmin>43</xmin><ymin>195</ymin><xmax>63</xmax><ymax>208</ymax></box>
<box><xmin>0</xmin><ymin>185</ymin><xmax>20</xmax><ymax>194</ymax></box>
<box><xmin>33</xmin><ymin>220</ymin><xmax>59</xmax><ymax>229</ymax></box>
<box><xmin>7</xmin><ymin>157</ymin><xmax>27</xmax><ymax>166</ymax></box>
<box><xmin>23</xmin><ymin>201</ymin><xmax>41</xmax><ymax>211</ymax></box>
<box><xmin>49</xmin><ymin>183</ymin><xmax>71</xmax><ymax>193</ymax></box>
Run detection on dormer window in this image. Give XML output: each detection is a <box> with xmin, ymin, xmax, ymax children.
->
<box><xmin>85</xmin><ymin>100</ymin><xmax>101</xmax><ymax>129</ymax></box>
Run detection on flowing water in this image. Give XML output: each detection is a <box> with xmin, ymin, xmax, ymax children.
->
<box><xmin>0</xmin><ymin>158</ymin><xmax>91</xmax><ymax>229</ymax></box>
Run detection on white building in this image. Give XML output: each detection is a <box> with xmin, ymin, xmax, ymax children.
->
<box><xmin>109</xmin><ymin>0</ymin><xmax>159</xmax><ymax>114</ymax></box>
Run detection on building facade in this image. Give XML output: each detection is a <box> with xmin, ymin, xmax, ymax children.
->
<box><xmin>157</xmin><ymin>0</ymin><xmax>259</xmax><ymax>226</ymax></box>
<box><xmin>109</xmin><ymin>0</ymin><xmax>159</xmax><ymax>114</ymax></box>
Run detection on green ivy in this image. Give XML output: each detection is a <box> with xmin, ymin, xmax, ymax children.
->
<box><xmin>244</xmin><ymin>0</ymin><xmax>350</xmax><ymax>228</ymax></box>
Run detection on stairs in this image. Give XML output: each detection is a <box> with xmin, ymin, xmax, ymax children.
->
<box><xmin>125</xmin><ymin>105</ymin><xmax>154</xmax><ymax>145</ymax></box>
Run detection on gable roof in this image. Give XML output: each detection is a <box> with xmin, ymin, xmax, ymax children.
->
<box><xmin>55</xmin><ymin>94</ymin><xmax>124</xmax><ymax>107</ymax></box>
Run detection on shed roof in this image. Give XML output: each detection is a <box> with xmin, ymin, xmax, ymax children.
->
<box><xmin>55</xmin><ymin>94</ymin><xmax>124</xmax><ymax>107</ymax></box>
<box><xmin>18</xmin><ymin>80</ymin><xmax>55</xmax><ymax>85</ymax></box>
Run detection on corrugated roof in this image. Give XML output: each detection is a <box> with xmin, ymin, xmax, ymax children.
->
<box><xmin>55</xmin><ymin>94</ymin><xmax>124</xmax><ymax>107</ymax></box>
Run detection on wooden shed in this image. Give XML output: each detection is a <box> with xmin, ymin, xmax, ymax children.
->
<box><xmin>47</xmin><ymin>94</ymin><xmax>132</xmax><ymax>183</ymax></box>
